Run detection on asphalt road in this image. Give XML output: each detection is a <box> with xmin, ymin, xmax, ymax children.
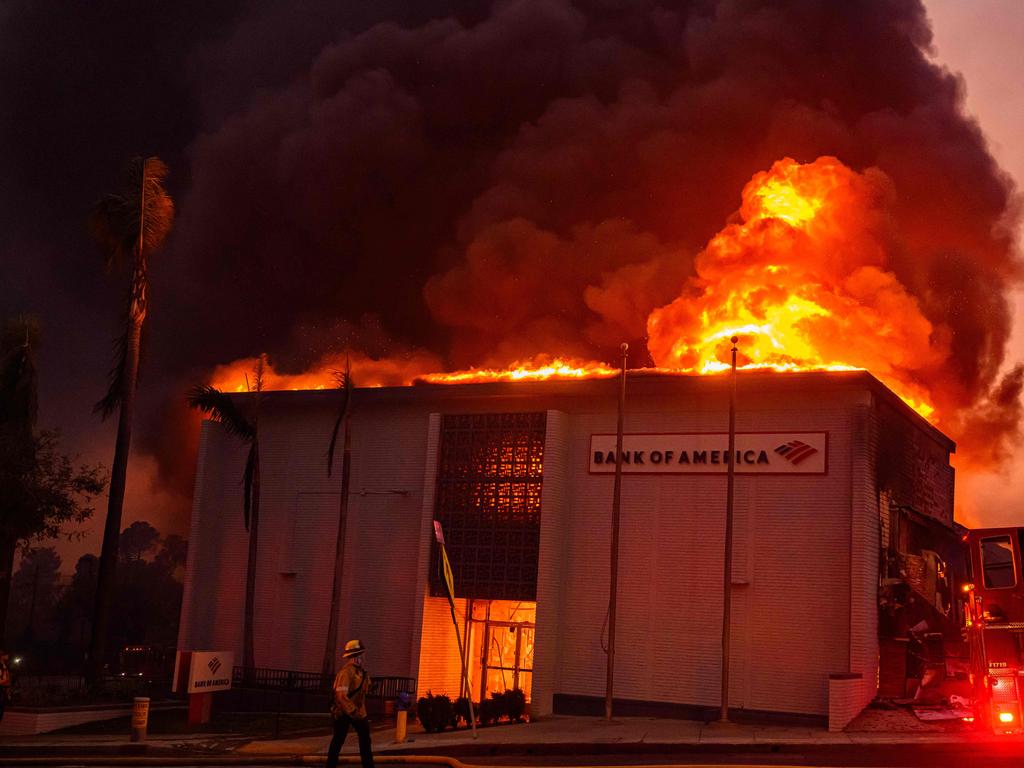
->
<box><xmin>32</xmin><ymin>746</ymin><xmax>1024</xmax><ymax>768</ymax></box>
<box><xmin>458</xmin><ymin>743</ymin><xmax>1024</xmax><ymax>767</ymax></box>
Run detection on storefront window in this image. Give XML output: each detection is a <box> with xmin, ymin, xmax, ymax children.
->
<box><xmin>981</xmin><ymin>535</ymin><xmax>1016</xmax><ymax>589</ymax></box>
<box><xmin>466</xmin><ymin>599</ymin><xmax>536</xmax><ymax>703</ymax></box>
<box><xmin>431</xmin><ymin>412</ymin><xmax>545</xmax><ymax>600</ymax></box>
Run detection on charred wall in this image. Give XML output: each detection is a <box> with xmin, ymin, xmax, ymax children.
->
<box><xmin>876</xmin><ymin>399</ymin><xmax>955</xmax><ymax>528</ymax></box>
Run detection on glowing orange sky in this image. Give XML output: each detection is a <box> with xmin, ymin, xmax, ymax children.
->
<box><xmin>927</xmin><ymin>0</ymin><xmax>1024</xmax><ymax>528</ymax></box>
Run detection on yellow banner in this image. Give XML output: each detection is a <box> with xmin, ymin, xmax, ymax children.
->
<box><xmin>441</xmin><ymin>544</ymin><xmax>455</xmax><ymax>603</ymax></box>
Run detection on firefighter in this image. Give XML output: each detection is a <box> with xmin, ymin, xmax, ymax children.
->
<box><xmin>326</xmin><ymin>639</ymin><xmax>374</xmax><ymax>768</ymax></box>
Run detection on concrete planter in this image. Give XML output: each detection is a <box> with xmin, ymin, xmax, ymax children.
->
<box><xmin>0</xmin><ymin>700</ymin><xmax>179</xmax><ymax>736</ymax></box>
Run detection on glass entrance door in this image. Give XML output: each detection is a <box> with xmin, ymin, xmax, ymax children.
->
<box><xmin>467</xmin><ymin>600</ymin><xmax>535</xmax><ymax>702</ymax></box>
<box><xmin>483</xmin><ymin>622</ymin><xmax>534</xmax><ymax>698</ymax></box>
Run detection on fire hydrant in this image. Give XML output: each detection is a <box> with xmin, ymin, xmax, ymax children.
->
<box><xmin>395</xmin><ymin>691</ymin><xmax>411</xmax><ymax>743</ymax></box>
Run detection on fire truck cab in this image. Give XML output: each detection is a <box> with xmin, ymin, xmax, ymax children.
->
<box><xmin>963</xmin><ymin>527</ymin><xmax>1024</xmax><ymax>733</ymax></box>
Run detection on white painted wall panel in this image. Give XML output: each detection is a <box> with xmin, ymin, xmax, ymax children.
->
<box><xmin>179</xmin><ymin>375</ymin><xmax>950</xmax><ymax>720</ymax></box>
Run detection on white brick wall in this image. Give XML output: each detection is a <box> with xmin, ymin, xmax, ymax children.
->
<box><xmin>828</xmin><ymin>673</ymin><xmax>865</xmax><ymax>731</ymax></box>
<box><xmin>178</xmin><ymin>422</ymin><xmax>249</xmax><ymax>658</ymax></box>
<box><xmin>416</xmin><ymin>596</ymin><xmax>467</xmax><ymax>699</ymax></box>
<box><xmin>547</xmin><ymin>386</ymin><xmax>854</xmax><ymax>716</ymax></box>
<box><xmin>0</xmin><ymin>705</ymin><xmax>135</xmax><ymax>736</ymax></box>
<box><xmin>846</xmin><ymin>405</ymin><xmax>880</xmax><ymax>716</ymax></box>
<box><xmin>181</xmin><ymin>398</ymin><xmax>433</xmax><ymax>677</ymax></box>
<box><xmin>179</xmin><ymin>375</ymin><xmax>950</xmax><ymax>720</ymax></box>
<box><xmin>532</xmin><ymin>410</ymin><xmax>569</xmax><ymax>716</ymax></box>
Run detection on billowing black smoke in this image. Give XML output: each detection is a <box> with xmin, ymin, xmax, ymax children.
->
<box><xmin>1</xmin><ymin>1</ymin><xmax>1019</xmax><ymax>531</ymax></box>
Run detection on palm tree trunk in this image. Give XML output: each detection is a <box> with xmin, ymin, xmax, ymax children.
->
<box><xmin>0</xmin><ymin>535</ymin><xmax>16</xmax><ymax>645</ymax></box>
<box><xmin>88</xmin><ymin>165</ymin><xmax>149</xmax><ymax>684</ymax></box>
<box><xmin>87</xmin><ymin>307</ymin><xmax>142</xmax><ymax>682</ymax></box>
<box><xmin>320</xmin><ymin>415</ymin><xmax>352</xmax><ymax>677</ymax></box>
<box><xmin>243</xmin><ymin>449</ymin><xmax>260</xmax><ymax>670</ymax></box>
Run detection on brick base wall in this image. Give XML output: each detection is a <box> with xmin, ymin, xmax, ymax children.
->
<box><xmin>828</xmin><ymin>673</ymin><xmax>865</xmax><ymax>731</ymax></box>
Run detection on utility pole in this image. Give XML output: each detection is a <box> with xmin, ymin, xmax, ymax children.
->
<box><xmin>605</xmin><ymin>342</ymin><xmax>628</xmax><ymax>721</ymax></box>
<box><xmin>719</xmin><ymin>336</ymin><xmax>739</xmax><ymax>722</ymax></box>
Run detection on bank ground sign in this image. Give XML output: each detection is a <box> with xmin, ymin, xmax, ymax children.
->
<box><xmin>589</xmin><ymin>432</ymin><xmax>827</xmax><ymax>474</ymax></box>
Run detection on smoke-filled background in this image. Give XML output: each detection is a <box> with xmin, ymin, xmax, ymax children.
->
<box><xmin>2</xmin><ymin>0</ymin><xmax>1024</xmax><ymax>567</ymax></box>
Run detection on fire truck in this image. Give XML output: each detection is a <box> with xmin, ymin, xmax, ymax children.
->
<box><xmin>962</xmin><ymin>527</ymin><xmax>1024</xmax><ymax>734</ymax></box>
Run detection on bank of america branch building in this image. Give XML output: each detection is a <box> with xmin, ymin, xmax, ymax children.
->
<box><xmin>177</xmin><ymin>370</ymin><xmax>955</xmax><ymax>728</ymax></box>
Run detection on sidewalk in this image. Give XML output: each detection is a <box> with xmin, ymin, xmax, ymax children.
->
<box><xmin>238</xmin><ymin>714</ymin><xmax>1019</xmax><ymax>757</ymax></box>
<box><xmin>2</xmin><ymin>713</ymin><xmax>1020</xmax><ymax>761</ymax></box>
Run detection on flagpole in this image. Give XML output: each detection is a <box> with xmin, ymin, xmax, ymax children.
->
<box><xmin>434</xmin><ymin>521</ymin><xmax>477</xmax><ymax>739</ymax></box>
<box><xmin>447</xmin><ymin>598</ymin><xmax>478</xmax><ymax>739</ymax></box>
<box><xmin>605</xmin><ymin>342</ymin><xmax>628</xmax><ymax>721</ymax></box>
<box><xmin>719</xmin><ymin>336</ymin><xmax>739</xmax><ymax>722</ymax></box>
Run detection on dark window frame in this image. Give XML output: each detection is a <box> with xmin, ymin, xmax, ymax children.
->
<box><xmin>430</xmin><ymin>412</ymin><xmax>546</xmax><ymax>601</ymax></box>
<box><xmin>980</xmin><ymin>535</ymin><xmax>1017</xmax><ymax>590</ymax></box>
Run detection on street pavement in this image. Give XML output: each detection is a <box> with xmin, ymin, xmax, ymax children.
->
<box><xmin>2</xmin><ymin>715</ymin><xmax>1022</xmax><ymax>766</ymax></box>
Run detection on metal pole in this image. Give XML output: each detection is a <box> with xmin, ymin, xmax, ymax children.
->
<box><xmin>449</xmin><ymin>603</ymin><xmax>478</xmax><ymax>738</ymax></box>
<box><xmin>719</xmin><ymin>336</ymin><xmax>739</xmax><ymax>723</ymax></box>
<box><xmin>605</xmin><ymin>343</ymin><xmax>628</xmax><ymax>721</ymax></box>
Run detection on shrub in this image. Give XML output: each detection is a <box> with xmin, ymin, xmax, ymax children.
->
<box><xmin>477</xmin><ymin>694</ymin><xmax>501</xmax><ymax>726</ymax></box>
<box><xmin>502</xmin><ymin>688</ymin><xmax>527</xmax><ymax>722</ymax></box>
<box><xmin>416</xmin><ymin>692</ymin><xmax>454</xmax><ymax>733</ymax></box>
<box><xmin>453</xmin><ymin>696</ymin><xmax>473</xmax><ymax>727</ymax></box>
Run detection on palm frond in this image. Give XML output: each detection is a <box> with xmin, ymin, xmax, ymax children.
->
<box><xmin>186</xmin><ymin>385</ymin><xmax>256</xmax><ymax>441</ymax></box>
<box><xmin>94</xmin><ymin>324</ymin><xmax>130</xmax><ymax>418</ymax></box>
<box><xmin>326</xmin><ymin>358</ymin><xmax>353</xmax><ymax>477</ymax></box>
<box><xmin>137</xmin><ymin>157</ymin><xmax>175</xmax><ymax>254</ymax></box>
<box><xmin>326</xmin><ymin>405</ymin><xmax>345</xmax><ymax>477</ymax></box>
<box><xmin>89</xmin><ymin>157</ymin><xmax>175</xmax><ymax>269</ymax></box>
<box><xmin>90</xmin><ymin>157</ymin><xmax>173</xmax><ymax>419</ymax></box>
<box><xmin>242</xmin><ymin>444</ymin><xmax>257</xmax><ymax>531</ymax></box>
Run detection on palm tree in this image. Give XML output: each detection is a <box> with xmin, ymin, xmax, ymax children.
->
<box><xmin>87</xmin><ymin>157</ymin><xmax>174</xmax><ymax>681</ymax></box>
<box><xmin>321</xmin><ymin>357</ymin><xmax>353</xmax><ymax>677</ymax></box>
<box><xmin>187</xmin><ymin>359</ymin><xmax>264</xmax><ymax>669</ymax></box>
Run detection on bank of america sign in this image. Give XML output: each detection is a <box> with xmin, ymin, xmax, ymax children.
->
<box><xmin>589</xmin><ymin>432</ymin><xmax>827</xmax><ymax>475</ymax></box>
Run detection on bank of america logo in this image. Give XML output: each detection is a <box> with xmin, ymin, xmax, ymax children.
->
<box><xmin>774</xmin><ymin>440</ymin><xmax>818</xmax><ymax>465</ymax></box>
<box><xmin>208</xmin><ymin>657</ymin><xmax>222</xmax><ymax>675</ymax></box>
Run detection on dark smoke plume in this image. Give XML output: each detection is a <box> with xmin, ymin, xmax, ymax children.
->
<box><xmin>1</xmin><ymin>1</ymin><xmax>1020</xmax><ymax>532</ymax></box>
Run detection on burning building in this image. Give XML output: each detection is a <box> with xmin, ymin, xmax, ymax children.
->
<box><xmin>177</xmin><ymin>367</ymin><xmax>956</xmax><ymax>729</ymax></box>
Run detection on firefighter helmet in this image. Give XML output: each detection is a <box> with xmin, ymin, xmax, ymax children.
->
<box><xmin>342</xmin><ymin>639</ymin><xmax>366</xmax><ymax>658</ymax></box>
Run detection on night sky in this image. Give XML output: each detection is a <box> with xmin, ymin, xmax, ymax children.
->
<box><xmin>2</xmin><ymin>1</ymin><xmax>1022</xmax><ymax>569</ymax></box>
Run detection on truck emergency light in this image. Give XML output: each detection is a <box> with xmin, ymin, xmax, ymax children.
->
<box><xmin>998</xmin><ymin>712</ymin><xmax>1015</xmax><ymax>724</ymax></box>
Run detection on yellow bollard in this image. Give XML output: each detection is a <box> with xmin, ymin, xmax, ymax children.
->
<box><xmin>395</xmin><ymin>709</ymin><xmax>407</xmax><ymax>743</ymax></box>
<box><xmin>131</xmin><ymin>697</ymin><xmax>150</xmax><ymax>742</ymax></box>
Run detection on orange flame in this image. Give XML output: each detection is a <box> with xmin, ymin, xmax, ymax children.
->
<box><xmin>647</xmin><ymin>156</ymin><xmax>943</xmax><ymax>419</ymax></box>
<box><xmin>418</xmin><ymin>356</ymin><xmax>618</xmax><ymax>384</ymax></box>
<box><xmin>208</xmin><ymin>157</ymin><xmax>946</xmax><ymax>422</ymax></box>
<box><xmin>208</xmin><ymin>350</ymin><xmax>445</xmax><ymax>392</ymax></box>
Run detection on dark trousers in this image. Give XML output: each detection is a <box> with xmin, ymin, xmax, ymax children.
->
<box><xmin>326</xmin><ymin>713</ymin><xmax>373</xmax><ymax>768</ymax></box>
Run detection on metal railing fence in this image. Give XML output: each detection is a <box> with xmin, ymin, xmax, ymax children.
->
<box><xmin>223</xmin><ymin>666</ymin><xmax>415</xmax><ymax>718</ymax></box>
<box><xmin>10</xmin><ymin>674</ymin><xmax>171</xmax><ymax>706</ymax></box>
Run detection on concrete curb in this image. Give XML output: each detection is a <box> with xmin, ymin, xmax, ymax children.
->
<box><xmin>1</xmin><ymin>739</ymin><xmax>1021</xmax><ymax>765</ymax></box>
<box><xmin>0</xmin><ymin>758</ymin><xmax>865</xmax><ymax>768</ymax></box>
<box><xmin>0</xmin><ymin>755</ymin><xmax>465</xmax><ymax>766</ymax></box>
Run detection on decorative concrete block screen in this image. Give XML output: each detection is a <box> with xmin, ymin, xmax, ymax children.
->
<box><xmin>431</xmin><ymin>412</ymin><xmax>546</xmax><ymax>600</ymax></box>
